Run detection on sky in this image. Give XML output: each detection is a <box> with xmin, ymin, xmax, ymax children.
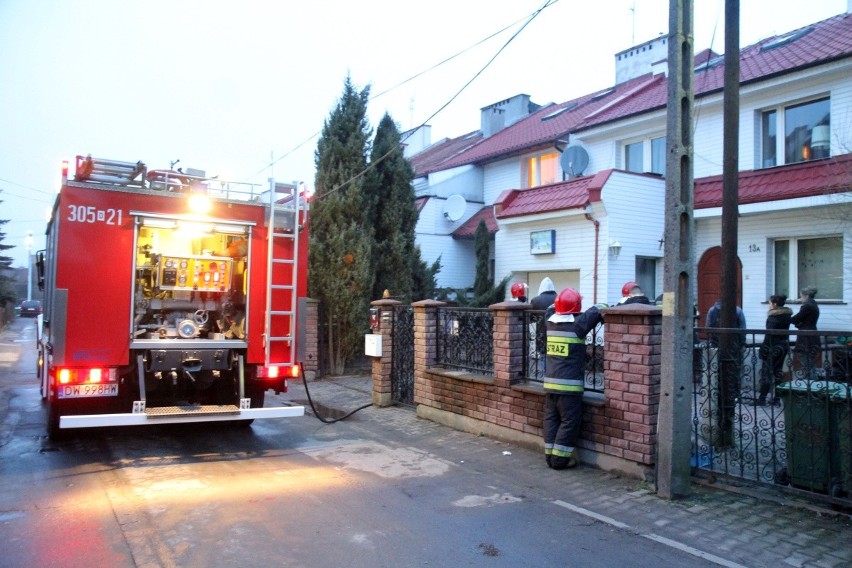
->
<box><xmin>0</xmin><ymin>0</ymin><xmax>848</xmax><ymax>267</ymax></box>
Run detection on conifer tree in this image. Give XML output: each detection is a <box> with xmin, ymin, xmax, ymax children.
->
<box><xmin>309</xmin><ymin>77</ymin><xmax>374</xmax><ymax>374</ymax></box>
<box><xmin>367</xmin><ymin>113</ymin><xmax>419</xmax><ymax>301</ymax></box>
<box><xmin>0</xmin><ymin>193</ymin><xmax>17</xmax><ymax>307</ymax></box>
<box><xmin>472</xmin><ymin>220</ymin><xmax>491</xmax><ymax>298</ymax></box>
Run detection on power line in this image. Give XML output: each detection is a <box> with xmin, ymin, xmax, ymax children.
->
<box><xmin>250</xmin><ymin>0</ymin><xmax>559</xmax><ymax>180</ymax></box>
<box><xmin>0</xmin><ymin>177</ymin><xmax>54</xmax><ymax>196</ymax></box>
<box><xmin>314</xmin><ymin>0</ymin><xmax>559</xmax><ymax>202</ymax></box>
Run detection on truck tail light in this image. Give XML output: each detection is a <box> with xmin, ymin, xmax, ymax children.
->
<box><xmin>56</xmin><ymin>368</ymin><xmax>117</xmax><ymax>385</ymax></box>
<box><xmin>257</xmin><ymin>364</ymin><xmax>300</xmax><ymax>379</ymax></box>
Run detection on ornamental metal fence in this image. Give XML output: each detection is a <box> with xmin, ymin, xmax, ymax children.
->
<box><xmin>435</xmin><ymin>307</ymin><xmax>493</xmax><ymax>376</ymax></box>
<box><xmin>692</xmin><ymin>327</ymin><xmax>852</xmax><ymax>508</ymax></box>
<box><xmin>519</xmin><ymin>310</ymin><xmax>604</xmax><ymax>394</ymax></box>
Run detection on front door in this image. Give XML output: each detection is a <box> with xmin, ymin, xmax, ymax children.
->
<box><xmin>696</xmin><ymin>246</ymin><xmax>743</xmax><ymax>326</ymax></box>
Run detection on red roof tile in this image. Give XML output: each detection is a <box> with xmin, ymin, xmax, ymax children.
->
<box><xmin>581</xmin><ymin>13</ymin><xmax>852</xmax><ymax>129</ymax></box>
<box><xmin>695</xmin><ymin>153</ymin><xmax>852</xmax><ymax>208</ymax></box>
<box><xmin>438</xmin><ymin>75</ymin><xmax>662</xmax><ymax>170</ymax></box>
<box><xmin>495</xmin><ymin>170</ymin><xmax>614</xmax><ymax>219</ymax></box>
<box><xmin>452</xmin><ymin>206</ymin><xmax>497</xmax><ymax>239</ymax></box>
<box><xmin>408</xmin><ymin>131</ymin><xmax>483</xmax><ymax>176</ymax></box>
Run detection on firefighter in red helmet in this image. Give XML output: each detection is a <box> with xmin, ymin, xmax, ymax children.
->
<box><xmin>510</xmin><ymin>282</ymin><xmax>528</xmax><ymax>303</ymax></box>
<box><xmin>543</xmin><ymin>287</ymin><xmax>604</xmax><ymax>469</ymax></box>
<box><xmin>618</xmin><ymin>280</ymin><xmax>650</xmax><ymax>305</ymax></box>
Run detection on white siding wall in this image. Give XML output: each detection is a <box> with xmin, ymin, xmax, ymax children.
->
<box><xmin>496</xmin><ymin>212</ymin><xmax>601</xmax><ymax>304</ymax></box>
<box><xmin>600</xmin><ymin>172</ymin><xmax>667</xmax><ymax>304</ymax></box>
<box><xmin>427</xmin><ymin>165</ymin><xmax>483</xmax><ymax>201</ymax></box>
<box><xmin>696</xmin><ymin>205</ymin><xmax>851</xmax><ymax>331</ymax></box>
<box><xmin>415</xmin><ymin>197</ymin><xmax>482</xmax><ymax>289</ymax></box>
<box><xmin>483</xmin><ymin>158</ymin><xmax>521</xmax><ymax>205</ymax></box>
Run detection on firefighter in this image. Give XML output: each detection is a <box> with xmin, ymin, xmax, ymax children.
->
<box><xmin>543</xmin><ymin>288</ymin><xmax>604</xmax><ymax>469</ymax></box>
<box><xmin>510</xmin><ymin>282</ymin><xmax>528</xmax><ymax>303</ymax></box>
<box><xmin>618</xmin><ymin>280</ymin><xmax>650</xmax><ymax>305</ymax></box>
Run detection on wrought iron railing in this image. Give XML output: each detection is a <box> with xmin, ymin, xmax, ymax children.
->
<box><xmin>692</xmin><ymin>327</ymin><xmax>852</xmax><ymax>507</ymax></box>
<box><xmin>520</xmin><ymin>310</ymin><xmax>604</xmax><ymax>393</ymax></box>
<box><xmin>435</xmin><ymin>307</ymin><xmax>493</xmax><ymax>376</ymax></box>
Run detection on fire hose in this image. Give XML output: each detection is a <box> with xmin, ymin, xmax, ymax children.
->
<box><xmin>297</xmin><ymin>362</ymin><xmax>372</xmax><ymax>424</ymax></box>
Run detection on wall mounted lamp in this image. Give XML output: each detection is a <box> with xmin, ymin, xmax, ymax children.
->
<box><xmin>609</xmin><ymin>240</ymin><xmax>622</xmax><ymax>258</ymax></box>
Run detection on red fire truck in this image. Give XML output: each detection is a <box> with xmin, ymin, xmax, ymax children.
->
<box><xmin>36</xmin><ymin>155</ymin><xmax>309</xmax><ymax>438</ymax></box>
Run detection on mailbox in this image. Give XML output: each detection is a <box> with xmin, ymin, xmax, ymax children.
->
<box><xmin>365</xmin><ymin>334</ymin><xmax>383</xmax><ymax>357</ymax></box>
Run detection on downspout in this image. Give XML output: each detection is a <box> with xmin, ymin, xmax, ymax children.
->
<box><xmin>584</xmin><ymin>206</ymin><xmax>599</xmax><ymax>304</ymax></box>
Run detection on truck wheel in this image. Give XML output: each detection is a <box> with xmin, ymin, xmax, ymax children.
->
<box><xmin>46</xmin><ymin>396</ymin><xmax>63</xmax><ymax>440</ymax></box>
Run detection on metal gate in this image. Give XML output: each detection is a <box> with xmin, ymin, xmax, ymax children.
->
<box><xmin>391</xmin><ymin>305</ymin><xmax>414</xmax><ymax>405</ymax></box>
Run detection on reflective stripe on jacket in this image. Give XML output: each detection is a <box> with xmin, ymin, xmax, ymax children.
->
<box><xmin>543</xmin><ymin>307</ymin><xmax>603</xmax><ymax>394</ymax></box>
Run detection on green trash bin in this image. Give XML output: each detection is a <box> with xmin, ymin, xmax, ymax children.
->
<box><xmin>776</xmin><ymin>380</ymin><xmax>850</xmax><ymax>496</ymax></box>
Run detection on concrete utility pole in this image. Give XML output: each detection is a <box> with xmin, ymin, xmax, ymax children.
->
<box><xmin>657</xmin><ymin>0</ymin><xmax>695</xmax><ymax>499</ymax></box>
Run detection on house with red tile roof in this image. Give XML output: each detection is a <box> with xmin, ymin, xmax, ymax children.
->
<box><xmin>407</xmin><ymin>9</ymin><xmax>852</xmax><ymax>329</ymax></box>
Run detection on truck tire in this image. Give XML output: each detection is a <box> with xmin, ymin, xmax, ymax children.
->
<box><xmin>46</xmin><ymin>396</ymin><xmax>63</xmax><ymax>441</ymax></box>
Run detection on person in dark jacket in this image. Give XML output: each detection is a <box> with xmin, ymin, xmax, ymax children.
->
<box><xmin>791</xmin><ymin>286</ymin><xmax>820</xmax><ymax>376</ymax></box>
<box><xmin>530</xmin><ymin>277</ymin><xmax>557</xmax><ymax>311</ymax></box>
<box><xmin>543</xmin><ymin>288</ymin><xmax>603</xmax><ymax>470</ymax></box>
<box><xmin>757</xmin><ymin>294</ymin><xmax>793</xmax><ymax>406</ymax></box>
<box><xmin>617</xmin><ymin>281</ymin><xmax>650</xmax><ymax>305</ymax></box>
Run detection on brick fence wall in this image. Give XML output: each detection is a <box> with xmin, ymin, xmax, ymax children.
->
<box><xmin>370</xmin><ymin>299</ymin><xmax>664</xmax><ymax>481</ymax></box>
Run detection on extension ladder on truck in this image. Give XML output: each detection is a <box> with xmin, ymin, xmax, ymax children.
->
<box><xmin>264</xmin><ymin>181</ymin><xmax>303</xmax><ymax>371</ymax></box>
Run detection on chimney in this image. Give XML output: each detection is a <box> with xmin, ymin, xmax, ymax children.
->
<box><xmin>615</xmin><ymin>35</ymin><xmax>668</xmax><ymax>84</ymax></box>
<box><xmin>401</xmin><ymin>125</ymin><xmax>431</xmax><ymax>158</ymax></box>
<box><xmin>480</xmin><ymin>94</ymin><xmax>537</xmax><ymax>137</ymax></box>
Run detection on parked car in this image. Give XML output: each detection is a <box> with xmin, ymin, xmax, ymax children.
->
<box><xmin>19</xmin><ymin>300</ymin><xmax>42</xmax><ymax>317</ymax></box>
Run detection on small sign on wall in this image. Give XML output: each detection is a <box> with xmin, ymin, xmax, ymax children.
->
<box><xmin>530</xmin><ymin>230</ymin><xmax>555</xmax><ymax>254</ymax></box>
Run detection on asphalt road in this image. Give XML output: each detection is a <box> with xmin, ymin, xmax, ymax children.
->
<box><xmin>0</xmin><ymin>316</ymin><xmax>723</xmax><ymax>568</ymax></box>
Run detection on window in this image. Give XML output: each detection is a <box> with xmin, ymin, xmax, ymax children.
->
<box><xmin>526</xmin><ymin>152</ymin><xmax>559</xmax><ymax>187</ymax></box>
<box><xmin>760</xmin><ymin>97</ymin><xmax>830</xmax><ymax>168</ymax></box>
<box><xmin>625</xmin><ymin>141</ymin><xmax>643</xmax><ymax>172</ymax></box>
<box><xmin>772</xmin><ymin>236</ymin><xmax>842</xmax><ymax>300</ymax></box>
<box><xmin>624</xmin><ymin>136</ymin><xmax>665</xmax><ymax>175</ymax></box>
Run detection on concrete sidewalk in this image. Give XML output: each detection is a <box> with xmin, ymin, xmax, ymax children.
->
<box><xmin>285</xmin><ymin>374</ymin><xmax>852</xmax><ymax>568</ymax></box>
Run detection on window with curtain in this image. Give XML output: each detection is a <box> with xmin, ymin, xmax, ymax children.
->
<box><xmin>761</xmin><ymin>97</ymin><xmax>830</xmax><ymax>168</ymax></box>
<box><xmin>772</xmin><ymin>236</ymin><xmax>842</xmax><ymax>300</ymax></box>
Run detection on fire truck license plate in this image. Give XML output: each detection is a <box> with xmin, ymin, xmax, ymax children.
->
<box><xmin>59</xmin><ymin>384</ymin><xmax>119</xmax><ymax>398</ymax></box>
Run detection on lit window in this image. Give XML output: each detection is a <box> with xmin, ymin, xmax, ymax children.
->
<box><xmin>773</xmin><ymin>236</ymin><xmax>842</xmax><ymax>300</ymax></box>
<box><xmin>526</xmin><ymin>152</ymin><xmax>559</xmax><ymax>187</ymax></box>
<box><xmin>760</xmin><ymin>97</ymin><xmax>830</xmax><ymax>168</ymax></box>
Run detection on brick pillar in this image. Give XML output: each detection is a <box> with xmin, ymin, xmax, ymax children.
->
<box><xmin>601</xmin><ymin>304</ymin><xmax>663</xmax><ymax>466</ymax></box>
<box><xmin>489</xmin><ymin>301</ymin><xmax>528</xmax><ymax>387</ymax></box>
<box><xmin>369</xmin><ymin>298</ymin><xmax>401</xmax><ymax>407</ymax></box>
<box><xmin>301</xmin><ymin>298</ymin><xmax>320</xmax><ymax>381</ymax></box>
<box><xmin>412</xmin><ymin>300</ymin><xmax>444</xmax><ymax>405</ymax></box>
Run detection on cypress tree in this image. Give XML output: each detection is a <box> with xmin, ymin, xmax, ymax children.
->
<box><xmin>0</xmin><ymin>193</ymin><xmax>17</xmax><ymax>308</ymax></box>
<box><xmin>472</xmin><ymin>219</ymin><xmax>491</xmax><ymax>298</ymax></box>
<box><xmin>309</xmin><ymin>77</ymin><xmax>374</xmax><ymax>374</ymax></box>
<box><xmin>367</xmin><ymin>113</ymin><xmax>418</xmax><ymax>301</ymax></box>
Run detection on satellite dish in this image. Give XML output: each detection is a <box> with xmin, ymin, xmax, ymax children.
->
<box><xmin>560</xmin><ymin>146</ymin><xmax>589</xmax><ymax>178</ymax></box>
<box><xmin>443</xmin><ymin>194</ymin><xmax>466</xmax><ymax>221</ymax></box>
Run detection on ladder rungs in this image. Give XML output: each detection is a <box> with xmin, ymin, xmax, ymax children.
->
<box><xmin>273</xmin><ymin>233</ymin><xmax>296</xmax><ymax>240</ymax></box>
<box><xmin>272</xmin><ymin>259</ymin><xmax>295</xmax><ymax>265</ymax></box>
<box><xmin>270</xmin><ymin>310</ymin><xmax>294</xmax><ymax>316</ymax></box>
<box><xmin>271</xmin><ymin>284</ymin><xmax>294</xmax><ymax>290</ymax></box>
<box><xmin>269</xmin><ymin>336</ymin><xmax>293</xmax><ymax>342</ymax></box>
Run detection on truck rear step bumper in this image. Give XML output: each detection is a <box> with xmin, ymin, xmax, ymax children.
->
<box><xmin>59</xmin><ymin>402</ymin><xmax>304</xmax><ymax>429</ymax></box>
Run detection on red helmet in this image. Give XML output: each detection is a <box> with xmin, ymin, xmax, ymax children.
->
<box><xmin>554</xmin><ymin>288</ymin><xmax>582</xmax><ymax>314</ymax></box>
<box><xmin>622</xmin><ymin>281</ymin><xmax>639</xmax><ymax>296</ymax></box>
<box><xmin>510</xmin><ymin>282</ymin><xmax>528</xmax><ymax>299</ymax></box>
